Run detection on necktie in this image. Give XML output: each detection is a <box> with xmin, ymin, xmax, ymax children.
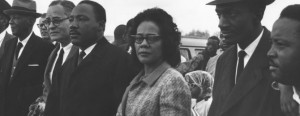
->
<box><xmin>78</xmin><ymin>50</ymin><xmax>86</xmax><ymax>65</ymax></box>
<box><xmin>15</xmin><ymin>42</ymin><xmax>23</xmax><ymax>59</ymax></box>
<box><xmin>236</xmin><ymin>50</ymin><xmax>247</xmax><ymax>83</ymax></box>
<box><xmin>53</xmin><ymin>49</ymin><xmax>64</xmax><ymax>78</ymax></box>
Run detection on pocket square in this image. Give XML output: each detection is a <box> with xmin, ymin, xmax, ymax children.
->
<box><xmin>28</xmin><ymin>64</ymin><xmax>39</xmax><ymax>66</ymax></box>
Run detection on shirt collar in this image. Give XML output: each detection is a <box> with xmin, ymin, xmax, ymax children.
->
<box><xmin>142</xmin><ymin>62</ymin><xmax>171</xmax><ymax>86</ymax></box>
<box><xmin>0</xmin><ymin>29</ymin><xmax>7</xmax><ymax>42</ymax></box>
<box><xmin>237</xmin><ymin>29</ymin><xmax>264</xmax><ymax>56</ymax></box>
<box><xmin>79</xmin><ymin>43</ymin><xmax>97</xmax><ymax>59</ymax></box>
<box><xmin>60</xmin><ymin>42</ymin><xmax>73</xmax><ymax>52</ymax></box>
<box><xmin>18</xmin><ymin>31</ymin><xmax>33</xmax><ymax>47</ymax></box>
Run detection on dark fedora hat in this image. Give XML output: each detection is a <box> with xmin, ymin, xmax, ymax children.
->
<box><xmin>207</xmin><ymin>0</ymin><xmax>275</xmax><ymax>5</ymax></box>
<box><xmin>0</xmin><ymin>0</ymin><xmax>11</xmax><ymax>19</ymax></box>
<box><xmin>0</xmin><ymin>0</ymin><xmax>11</xmax><ymax>13</ymax></box>
<box><xmin>4</xmin><ymin>0</ymin><xmax>41</xmax><ymax>18</ymax></box>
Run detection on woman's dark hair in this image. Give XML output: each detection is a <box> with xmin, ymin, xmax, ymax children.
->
<box><xmin>129</xmin><ymin>7</ymin><xmax>181</xmax><ymax>68</ymax></box>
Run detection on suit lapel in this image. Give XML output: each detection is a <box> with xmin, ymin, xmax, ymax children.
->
<box><xmin>44</xmin><ymin>44</ymin><xmax>60</xmax><ymax>84</ymax></box>
<box><xmin>66</xmin><ymin>45</ymin><xmax>78</xmax><ymax>61</ymax></box>
<box><xmin>11</xmin><ymin>34</ymin><xmax>37</xmax><ymax>81</ymax></box>
<box><xmin>221</xmin><ymin>29</ymin><xmax>271</xmax><ymax>114</ymax></box>
<box><xmin>68</xmin><ymin>38</ymin><xmax>109</xmax><ymax>86</ymax></box>
<box><xmin>0</xmin><ymin>32</ymin><xmax>12</xmax><ymax>58</ymax></box>
<box><xmin>1</xmin><ymin>38</ymin><xmax>17</xmax><ymax>87</ymax></box>
<box><xmin>217</xmin><ymin>46</ymin><xmax>237</xmax><ymax>96</ymax></box>
<box><xmin>74</xmin><ymin>38</ymin><xmax>109</xmax><ymax>73</ymax></box>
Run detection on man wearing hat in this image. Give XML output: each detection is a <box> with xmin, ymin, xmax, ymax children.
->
<box><xmin>206</xmin><ymin>0</ymin><xmax>284</xmax><ymax>116</ymax></box>
<box><xmin>0</xmin><ymin>0</ymin><xmax>14</xmax><ymax>61</ymax></box>
<box><xmin>0</xmin><ymin>0</ymin><xmax>54</xmax><ymax>116</ymax></box>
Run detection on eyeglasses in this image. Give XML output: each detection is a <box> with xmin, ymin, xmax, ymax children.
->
<box><xmin>130</xmin><ymin>35</ymin><xmax>160</xmax><ymax>44</ymax></box>
<box><xmin>44</xmin><ymin>17</ymin><xmax>69</xmax><ymax>27</ymax></box>
<box><xmin>37</xmin><ymin>23</ymin><xmax>47</xmax><ymax>29</ymax></box>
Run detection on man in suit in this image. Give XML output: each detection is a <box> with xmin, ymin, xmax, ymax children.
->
<box><xmin>268</xmin><ymin>4</ymin><xmax>300</xmax><ymax>116</ymax></box>
<box><xmin>0</xmin><ymin>0</ymin><xmax>54</xmax><ymax>116</ymax></box>
<box><xmin>206</xmin><ymin>0</ymin><xmax>284</xmax><ymax>116</ymax></box>
<box><xmin>57</xmin><ymin>1</ymin><xmax>137</xmax><ymax>115</ymax></box>
<box><xmin>27</xmin><ymin>1</ymin><xmax>77</xmax><ymax>116</ymax></box>
<box><xmin>0</xmin><ymin>0</ymin><xmax>14</xmax><ymax>61</ymax></box>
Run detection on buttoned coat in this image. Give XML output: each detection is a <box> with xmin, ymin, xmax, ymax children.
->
<box><xmin>0</xmin><ymin>33</ymin><xmax>54</xmax><ymax>116</ymax></box>
<box><xmin>208</xmin><ymin>28</ymin><xmax>284</xmax><ymax>116</ymax></box>
<box><xmin>0</xmin><ymin>32</ymin><xmax>14</xmax><ymax>60</ymax></box>
<box><xmin>55</xmin><ymin>38</ymin><xmax>137</xmax><ymax>116</ymax></box>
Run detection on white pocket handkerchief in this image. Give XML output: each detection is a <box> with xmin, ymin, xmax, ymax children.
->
<box><xmin>28</xmin><ymin>64</ymin><xmax>39</xmax><ymax>66</ymax></box>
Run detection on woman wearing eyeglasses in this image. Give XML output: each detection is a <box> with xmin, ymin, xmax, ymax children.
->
<box><xmin>116</xmin><ymin>8</ymin><xmax>191</xmax><ymax>116</ymax></box>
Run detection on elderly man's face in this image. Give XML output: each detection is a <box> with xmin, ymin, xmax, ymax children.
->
<box><xmin>0</xmin><ymin>14</ymin><xmax>9</xmax><ymax>33</ymax></box>
<box><xmin>69</xmin><ymin>3</ymin><xmax>103</xmax><ymax>49</ymax></box>
<box><xmin>46</xmin><ymin>4</ymin><xmax>70</xmax><ymax>42</ymax></box>
<box><xmin>268</xmin><ymin>18</ymin><xmax>300</xmax><ymax>84</ymax></box>
<box><xmin>216</xmin><ymin>3</ymin><xmax>256</xmax><ymax>45</ymax></box>
<box><xmin>38</xmin><ymin>17</ymin><xmax>50</xmax><ymax>39</ymax></box>
<box><xmin>9</xmin><ymin>14</ymin><xmax>33</xmax><ymax>37</ymax></box>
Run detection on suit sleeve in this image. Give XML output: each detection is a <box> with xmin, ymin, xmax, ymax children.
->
<box><xmin>112</xmin><ymin>52</ymin><xmax>137</xmax><ymax>114</ymax></box>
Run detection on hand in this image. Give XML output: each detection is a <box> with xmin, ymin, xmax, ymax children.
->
<box><xmin>279</xmin><ymin>83</ymin><xmax>299</xmax><ymax>116</ymax></box>
<box><xmin>27</xmin><ymin>102</ymin><xmax>45</xmax><ymax>116</ymax></box>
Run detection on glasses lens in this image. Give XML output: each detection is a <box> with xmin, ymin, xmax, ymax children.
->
<box><xmin>131</xmin><ymin>35</ymin><xmax>143</xmax><ymax>44</ymax></box>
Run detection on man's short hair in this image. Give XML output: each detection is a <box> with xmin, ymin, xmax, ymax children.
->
<box><xmin>78</xmin><ymin>0</ymin><xmax>106</xmax><ymax>23</ymax></box>
<box><xmin>49</xmin><ymin>0</ymin><xmax>75</xmax><ymax>16</ymax></box>
<box><xmin>208</xmin><ymin>36</ymin><xmax>220</xmax><ymax>44</ymax></box>
<box><xmin>114</xmin><ymin>24</ymin><xmax>126</xmax><ymax>39</ymax></box>
<box><xmin>280</xmin><ymin>4</ymin><xmax>300</xmax><ymax>34</ymax></box>
<box><xmin>280</xmin><ymin>4</ymin><xmax>300</xmax><ymax>22</ymax></box>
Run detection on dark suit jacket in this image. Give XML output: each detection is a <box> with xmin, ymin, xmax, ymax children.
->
<box><xmin>0</xmin><ymin>32</ymin><xmax>14</xmax><ymax>60</ymax></box>
<box><xmin>54</xmin><ymin>38</ymin><xmax>137</xmax><ymax>116</ymax></box>
<box><xmin>43</xmin><ymin>44</ymin><xmax>78</xmax><ymax>116</ymax></box>
<box><xmin>0</xmin><ymin>33</ymin><xmax>54</xmax><ymax>116</ymax></box>
<box><xmin>41</xmin><ymin>44</ymin><xmax>78</xmax><ymax>102</ymax></box>
<box><xmin>208</xmin><ymin>28</ymin><xmax>284</xmax><ymax>116</ymax></box>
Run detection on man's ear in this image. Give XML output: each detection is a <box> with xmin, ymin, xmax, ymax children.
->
<box><xmin>97</xmin><ymin>20</ymin><xmax>105</xmax><ymax>32</ymax></box>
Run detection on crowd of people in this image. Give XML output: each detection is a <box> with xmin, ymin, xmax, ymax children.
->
<box><xmin>0</xmin><ymin>0</ymin><xmax>299</xmax><ymax>116</ymax></box>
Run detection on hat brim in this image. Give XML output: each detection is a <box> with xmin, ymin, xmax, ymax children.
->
<box><xmin>206</xmin><ymin>0</ymin><xmax>275</xmax><ymax>5</ymax></box>
<box><xmin>206</xmin><ymin>0</ymin><xmax>241</xmax><ymax>5</ymax></box>
<box><xmin>4</xmin><ymin>9</ymin><xmax>41</xmax><ymax>18</ymax></box>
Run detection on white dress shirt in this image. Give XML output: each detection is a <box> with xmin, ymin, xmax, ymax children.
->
<box><xmin>17</xmin><ymin>31</ymin><xmax>33</xmax><ymax>59</ymax></box>
<box><xmin>0</xmin><ymin>29</ymin><xmax>7</xmax><ymax>48</ymax></box>
<box><xmin>235</xmin><ymin>29</ymin><xmax>264</xmax><ymax>84</ymax></box>
<box><xmin>49</xmin><ymin>43</ymin><xmax>73</xmax><ymax>82</ymax></box>
<box><xmin>79</xmin><ymin>43</ymin><xmax>96</xmax><ymax>59</ymax></box>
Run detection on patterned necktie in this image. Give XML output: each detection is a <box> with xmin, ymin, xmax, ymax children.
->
<box><xmin>236</xmin><ymin>50</ymin><xmax>247</xmax><ymax>84</ymax></box>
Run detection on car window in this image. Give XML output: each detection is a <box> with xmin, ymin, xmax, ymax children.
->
<box><xmin>180</xmin><ymin>48</ymin><xmax>191</xmax><ymax>60</ymax></box>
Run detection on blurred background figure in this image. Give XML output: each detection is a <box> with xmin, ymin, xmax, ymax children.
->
<box><xmin>206</xmin><ymin>35</ymin><xmax>233</xmax><ymax>77</ymax></box>
<box><xmin>0</xmin><ymin>0</ymin><xmax>14</xmax><ymax>61</ymax></box>
<box><xmin>124</xmin><ymin>18</ymin><xmax>134</xmax><ymax>53</ymax></box>
<box><xmin>37</xmin><ymin>13</ymin><xmax>51</xmax><ymax>43</ymax></box>
<box><xmin>185</xmin><ymin>70</ymin><xmax>214</xmax><ymax>116</ymax></box>
<box><xmin>268</xmin><ymin>4</ymin><xmax>300</xmax><ymax>116</ymax></box>
<box><xmin>176</xmin><ymin>36</ymin><xmax>220</xmax><ymax>75</ymax></box>
<box><xmin>112</xmin><ymin>24</ymin><xmax>127</xmax><ymax>51</ymax></box>
<box><xmin>117</xmin><ymin>7</ymin><xmax>191</xmax><ymax>116</ymax></box>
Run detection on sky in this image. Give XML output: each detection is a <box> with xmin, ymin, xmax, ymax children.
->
<box><xmin>6</xmin><ymin>0</ymin><xmax>300</xmax><ymax>37</ymax></box>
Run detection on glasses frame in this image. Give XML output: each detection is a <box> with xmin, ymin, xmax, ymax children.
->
<box><xmin>44</xmin><ymin>17</ymin><xmax>69</xmax><ymax>27</ymax></box>
<box><xmin>130</xmin><ymin>35</ymin><xmax>161</xmax><ymax>44</ymax></box>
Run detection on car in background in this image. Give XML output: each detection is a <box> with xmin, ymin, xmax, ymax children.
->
<box><xmin>180</xmin><ymin>37</ymin><xmax>207</xmax><ymax>60</ymax></box>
